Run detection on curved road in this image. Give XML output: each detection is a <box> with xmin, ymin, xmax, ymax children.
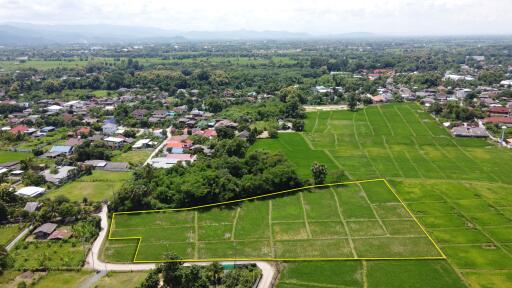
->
<box><xmin>84</xmin><ymin>205</ymin><xmax>276</xmax><ymax>288</ymax></box>
<box><xmin>143</xmin><ymin>126</ymin><xmax>173</xmax><ymax>166</ymax></box>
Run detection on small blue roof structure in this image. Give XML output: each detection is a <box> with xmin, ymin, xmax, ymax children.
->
<box><xmin>49</xmin><ymin>145</ymin><xmax>73</xmax><ymax>154</ymax></box>
<box><xmin>41</xmin><ymin>126</ymin><xmax>56</xmax><ymax>133</ymax></box>
<box><xmin>171</xmin><ymin>148</ymin><xmax>184</xmax><ymax>154</ymax></box>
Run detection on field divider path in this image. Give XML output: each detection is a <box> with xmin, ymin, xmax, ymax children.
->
<box><xmin>405</xmin><ymin>104</ymin><xmax>434</xmax><ymax>136</ymax></box>
<box><xmin>231</xmin><ymin>208</ymin><xmax>240</xmax><ymax>241</ymax></box>
<box><xmin>194</xmin><ymin>212</ymin><xmax>199</xmax><ymax>259</ymax></box>
<box><xmin>268</xmin><ymin>201</ymin><xmax>275</xmax><ymax>258</ymax></box>
<box><xmin>331</xmin><ymin>187</ymin><xmax>358</xmax><ymax>258</ymax></box>
<box><xmin>394</xmin><ymin>106</ymin><xmax>417</xmax><ymax>136</ymax></box>
<box><xmin>377</xmin><ymin>104</ymin><xmax>395</xmax><ymax>136</ymax></box>
<box><xmin>382</xmin><ymin>180</ymin><xmax>447</xmax><ymax>259</ymax></box>
<box><xmin>323</xmin><ymin>149</ymin><xmax>354</xmax><ymax>180</ymax></box>
<box><xmin>447</xmin><ymin>138</ymin><xmax>502</xmax><ymax>184</ymax></box>
<box><xmin>323</xmin><ymin>111</ymin><xmax>333</xmax><ymax>133</ymax></box>
<box><xmin>311</xmin><ymin>111</ymin><xmax>320</xmax><ymax>133</ymax></box>
<box><xmin>382</xmin><ymin>136</ymin><xmax>405</xmax><ymax>178</ymax></box>
<box><xmin>431</xmin><ymin>137</ymin><xmax>475</xmax><ymax>178</ymax></box>
<box><xmin>362</xmin><ymin>260</ymin><xmax>368</xmax><ymax>288</ymax></box>
<box><xmin>352</xmin><ymin>113</ymin><xmax>381</xmax><ymax>178</ymax></box>
<box><xmin>357</xmin><ymin>183</ymin><xmax>389</xmax><ymax>235</ymax></box>
<box><xmin>363</xmin><ymin>107</ymin><xmax>376</xmax><ymax>135</ymax></box>
<box><xmin>403</xmin><ymin>151</ymin><xmax>425</xmax><ymax>178</ymax></box>
<box><xmin>410</xmin><ymin>137</ymin><xmax>448</xmax><ymax>179</ymax></box>
<box><xmin>299</xmin><ymin>193</ymin><xmax>313</xmax><ymax>238</ymax></box>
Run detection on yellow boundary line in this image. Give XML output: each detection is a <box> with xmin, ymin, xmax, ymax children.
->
<box><xmin>108</xmin><ymin>178</ymin><xmax>447</xmax><ymax>262</ymax></box>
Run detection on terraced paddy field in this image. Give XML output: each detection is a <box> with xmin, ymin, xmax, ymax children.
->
<box><xmin>105</xmin><ymin>179</ymin><xmax>443</xmax><ymax>262</ymax></box>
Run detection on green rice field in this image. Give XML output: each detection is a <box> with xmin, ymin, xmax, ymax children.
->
<box><xmin>104</xmin><ymin>102</ymin><xmax>512</xmax><ymax>287</ymax></box>
<box><xmin>104</xmin><ymin>180</ymin><xmax>442</xmax><ymax>262</ymax></box>
<box><xmin>251</xmin><ymin>103</ymin><xmax>512</xmax><ymax>287</ymax></box>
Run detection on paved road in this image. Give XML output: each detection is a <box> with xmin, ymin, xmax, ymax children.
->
<box><xmin>143</xmin><ymin>126</ymin><xmax>172</xmax><ymax>166</ymax></box>
<box><xmin>84</xmin><ymin>205</ymin><xmax>276</xmax><ymax>287</ymax></box>
<box><xmin>6</xmin><ymin>225</ymin><xmax>32</xmax><ymax>251</ymax></box>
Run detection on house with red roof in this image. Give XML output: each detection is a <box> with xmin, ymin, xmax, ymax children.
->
<box><xmin>192</xmin><ymin>128</ymin><xmax>217</xmax><ymax>139</ymax></box>
<box><xmin>76</xmin><ymin>127</ymin><xmax>91</xmax><ymax>137</ymax></box>
<box><xmin>483</xmin><ymin>117</ymin><xmax>512</xmax><ymax>126</ymax></box>
<box><xmin>488</xmin><ymin>107</ymin><xmax>510</xmax><ymax>117</ymax></box>
<box><xmin>10</xmin><ymin>125</ymin><xmax>29</xmax><ymax>135</ymax></box>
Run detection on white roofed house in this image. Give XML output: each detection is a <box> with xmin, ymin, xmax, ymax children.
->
<box><xmin>132</xmin><ymin>139</ymin><xmax>156</xmax><ymax>149</ymax></box>
<box><xmin>15</xmin><ymin>186</ymin><xmax>46</xmax><ymax>197</ymax></box>
<box><xmin>104</xmin><ymin>136</ymin><xmax>126</xmax><ymax>149</ymax></box>
<box><xmin>46</xmin><ymin>105</ymin><xmax>64</xmax><ymax>113</ymax></box>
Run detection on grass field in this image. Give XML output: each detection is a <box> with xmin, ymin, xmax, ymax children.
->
<box><xmin>31</xmin><ymin>271</ymin><xmax>92</xmax><ymax>288</ymax></box>
<box><xmin>93</xmin><ymin>272</ymin><xmax>148</xmax><ymax>288</ymax></box>
<box><xmin>103</xmin><ymin>180</ymin><xmax>442</xmax><ymax>262</ymax></box>
<box><xmin>277</xmin><ymin>260</ymin><xmax>465</xmax><ymax>288</ymax></box>
<box><xmin>111</xmin><ymin>150</ymin><xmax>151</xmax><ymax>166</ymax></box>
<box><xmin>0</xmin><ymin>225</ymin><xmax>23</xmax><ymax>245</ymax></box>
<box><xmin>11</xmin><ymin>240</ymin><xmax>86</xmax><ymax>270</ymax></box>
<box><xmin>0</xmin><ymin>151</ymin><xmax>30</xmax><ymax>163</ymax></box>
<box><xmin>250</xmin><ymin>103</ymin><xmax>512</xmax><ymax>287</ymax></box>
<box><xmin>44</xmin><ymin>170</ymin><xmax>131</xmax><ymax>201</ymax></box>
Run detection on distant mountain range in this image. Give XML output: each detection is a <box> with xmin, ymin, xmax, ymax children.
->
<box><xmin>0</xmin><ymin>23</ymin><xmax>377</xmax><ymax>45</ymax></box>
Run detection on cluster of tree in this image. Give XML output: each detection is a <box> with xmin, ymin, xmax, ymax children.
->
<box><xmin>139</xmin><ymin>253</ymin><xmax>262</xmax><ymax>288</ymax></box>
<box><xmin>428</xmin><ymin>101</ymin><xmax>484</xmax><ymax>121</ymax></box>
<box><xmin>74</xmin><ymin>141</ymin><xmax>112</xmax><ymax>162</ymax></box>
<box><xmin>111</xmin><ymin>150</ymin><xmax>302</xmax><ymax>212</ymax></box>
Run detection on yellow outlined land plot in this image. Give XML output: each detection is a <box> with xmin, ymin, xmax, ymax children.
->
<box><xmin>107</xmin><ymin>179</ymin><xmax>446</xmax><ymax>263</ymax></box>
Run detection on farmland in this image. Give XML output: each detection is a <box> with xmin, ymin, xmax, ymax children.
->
<box><xmin>104</xmin><ymin>180</ymin><xmax>442</xmax><ymax>262</ymax></box>
<box><xmin>102</xmin><ymin>102</ymin><xmax>512</xmax><ymax>287</ymax></box>
<box><xmin>251</xmin><ymin>102</ymin><xmax>512</xmax><ymax>287</ymax></box>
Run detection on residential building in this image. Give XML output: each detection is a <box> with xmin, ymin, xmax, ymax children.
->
<box><xmin>42</xmin><ymin>166</ymin><xmax>77</xmax><ymax>185</ymax></box>
<box><xmin>15</xmin><ymin>186</ymin><xmax>46</xmax><ymax>197</ymax></box>
<box><xmin>33</xmin><ymin>223</ymin><xmax>58</xmax><ymax>239</ymax></box>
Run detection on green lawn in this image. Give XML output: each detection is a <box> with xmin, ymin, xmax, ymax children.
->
<box><xmin>104</xmin><ymin>180</ymin><xmax>441</xmax><ymax>262</ymax></box>
<box><xmin>44</xmin><ymin>170</ymin><xmax>132</xmax><ymax>202</ymax></box>
<box><xmin>0</xmin><ymin>225</ymin><xmax>23</xmax><ymax>245</ymax></box>
<box><xmin>112</xmin><ymin>150</ymin><xmax>152</xmax><ymax>166</ymax></box>
<box><xmin>94</xmin><ymin>272</ymin><xmax>148</xmax><ymax>288</ymax></box>
<box><xmin>0</xmin><ymin>151</ymin><xmax>30</xmax><ymax>163</ymax></box>
<box><xmin>92</xmin><ymin>90</ymin><xmax>111</xmax><ymax>98</ymax></box>
<box><xmin>32</xmin><ymin>271</ymin><xmax>92</xmax><ymax>288</ymax></box>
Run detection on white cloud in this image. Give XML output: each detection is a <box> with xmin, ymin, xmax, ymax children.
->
<box><xmin>0</xmin><ymin>0</ymin><xmax>511</xmax><ymax>35</ymax></box>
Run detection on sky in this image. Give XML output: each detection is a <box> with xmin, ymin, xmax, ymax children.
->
<box><xmin>1</xmin><ymin>0</ymin><xmax>511</xmax><ymax>35</ymax></box>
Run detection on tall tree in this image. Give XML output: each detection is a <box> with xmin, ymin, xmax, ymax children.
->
<box><xmin>311</xmin><ymin>162</ymin><xmax>328</xmax><ymax>184</ymax></box>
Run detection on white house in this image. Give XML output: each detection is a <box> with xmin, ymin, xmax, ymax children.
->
<box><xmin>104</xmin><ymin>136</ymin><xmax>125</xmax><ymax>148</ymax></box>
<box><xmin>46</xmin><ymin>105</ymin><xmax>64</xmax><ymax>113</ymax></box>
<box><xmin>16</xmin><ymin>186</ymin><xmax>46</xmax><ymax>197</ymax></box>
<box><xmin>149</xmin><ymin>154</ymin><xmax>197</xmax><ymax>169</ymax></box>
<box><xmin>500</xmin><ymin>80</ymin><xmax>512</xmax><ymax>87</ymax></box>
